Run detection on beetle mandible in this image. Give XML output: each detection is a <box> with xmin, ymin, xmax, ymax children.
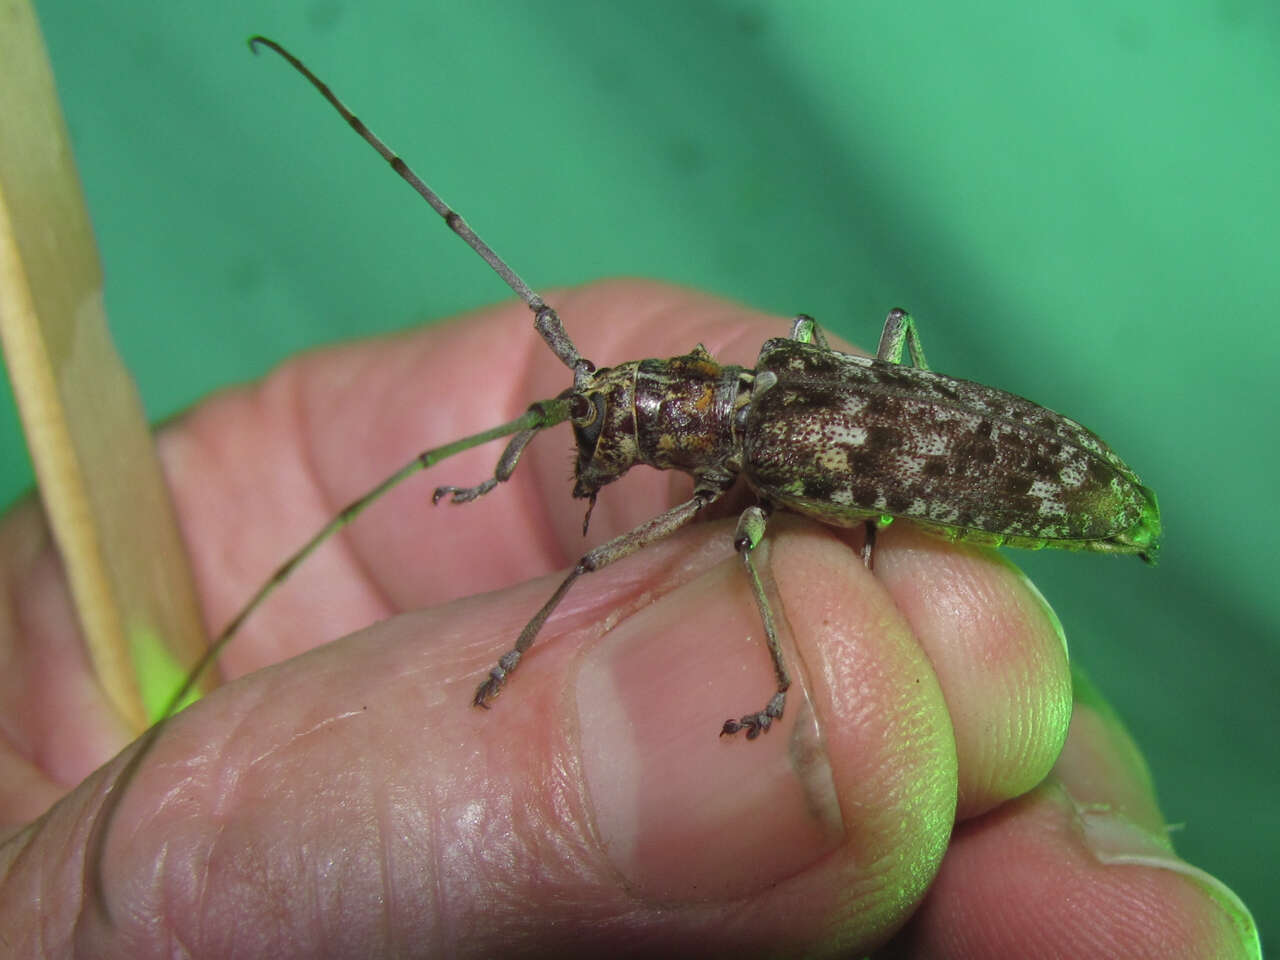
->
<box><xmin>169</xmin><ymin>38</ymin><xmax>1161</xmax><ymax>739</ymax></box>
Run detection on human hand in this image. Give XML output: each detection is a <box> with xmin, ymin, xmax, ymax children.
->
<box><xmin>0</xmin><ymin>281</ymin><xmax>1257</xmax><ymax>956</ymax></box>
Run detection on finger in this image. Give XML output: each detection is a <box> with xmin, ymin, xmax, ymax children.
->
<box><xmin>879</xmin><ymin>665</ymin><xmax>1261</xmax><ymax>959</ymax></box>
<box><xmin>156</xmin><ymin>280</ymin><xmax>818</xmax><ymax>680</ymax></box>
<box><xmin>871</xmin><ymin>523</ymin><xmax>1073</xmax><ymax>819</ymax></box>
<box><xmin>0</xmin><ymin>498</ymin><xmax>137</xmax><ymax>809</ymax></box>
<box><xmin>24</xmin><ymin>515</ymin><xmax>958</xmax><ymax>957</ymax></box>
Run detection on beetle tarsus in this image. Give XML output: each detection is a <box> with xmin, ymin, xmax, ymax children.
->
<box><xmin>472</xmin><ymin>678</ymin><xmax>499</xmax><ymax>708</ymax></box>
<box><xmin>433</xmin><ymin>478</ymin><xmax>497</xmax><ymax>504</ymax></box>
<box><xmin>472</xmin><ymin>664</ymin><xmax>509</xmax><ymax>707</ymax></box>
<box><xmin>720</xmin><ymin>692</ymin><xmax>786</xmax><ymax>739</ymax></box>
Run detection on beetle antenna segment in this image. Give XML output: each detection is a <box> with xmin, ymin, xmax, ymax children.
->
<box><xmin>247</xmin><ymin>36</ymin><xmax>586</xmax><ymax>375</ymax></box>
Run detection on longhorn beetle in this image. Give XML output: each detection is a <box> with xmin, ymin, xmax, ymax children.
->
<box><xmin>164</xmin><ymin>38</ymin><xmax>1161</xmax><ymax>739</ymax></box>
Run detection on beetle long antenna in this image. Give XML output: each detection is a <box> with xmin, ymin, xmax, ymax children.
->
<box><xmin>248</xmin><ymin>36</ymin><xmax>586</xmax><ymax>375</ymax></box>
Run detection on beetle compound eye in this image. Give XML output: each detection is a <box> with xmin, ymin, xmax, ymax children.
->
<box><xmin>571</xmin><ymin>393</ymin><xmax>607</xmax><ymax>454</ymax></box>
<box><xmin>569</xmin><ymin>393</ymin><xmax>595</xmax><ymax>426</ymax></box>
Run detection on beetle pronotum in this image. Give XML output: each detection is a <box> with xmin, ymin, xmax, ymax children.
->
<box><xmin>162</xmin><ymin>38</ymin><xmax>1161</xmax><ymax>740</ymax></box>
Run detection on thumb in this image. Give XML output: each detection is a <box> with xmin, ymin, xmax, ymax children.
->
<box><xmin>50</xmin><ymin>518</ymin><xmax>955</xmax><ymax>957</ymax></box>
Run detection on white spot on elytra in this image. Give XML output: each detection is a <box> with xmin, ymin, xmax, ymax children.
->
<box><xmin>830</xmin><ymin>424</ymin><xmax>868</xmax><ymax>446</ymax></box>
<box><xmin>840</xmin><ymin>396</ymin><xmax>868</xmax><ymax>419</ymax></box>
<box><xmin>1059</xmin><ymin>458</ymin><xmax>1087</xmax><ymax>487</ymax></box>
<box><xmin>1029</xmin><ymin>479</ymin><xmax>1059</xmax><ymax>501</ymax></box>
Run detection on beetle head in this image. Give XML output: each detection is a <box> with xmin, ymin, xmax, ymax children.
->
<box><xmin>568</xmin><ymin>363</ymin><xmax>644</xmax><ymax>503</ymax></box>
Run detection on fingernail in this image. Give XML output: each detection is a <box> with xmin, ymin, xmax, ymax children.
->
<box><xmin>575</xmin><ymin>554</ymin><xmax>844</xmax><ymax>902</ymax></box>
<box><xmin>1077</xmin><ymin>805</ymin><xmax>1261</xmax><ymax>957</ymax></box>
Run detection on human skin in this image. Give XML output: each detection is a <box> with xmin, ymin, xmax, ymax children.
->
<box><xmin>0</xmin><ymin>281</ymin><xmax>1259</xmax><ymax>957</ymax></box>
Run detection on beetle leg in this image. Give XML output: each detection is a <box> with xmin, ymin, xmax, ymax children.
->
<box><xmin>720</xmin><ymin>504</ymin><xmax>792</xmax><ymax>739</ymax></box>
<box><xmin>473</xmin><ymin>480</ymin><xmax>730</xmax><ymax>708</ymax></box>
<box><xmin>432</xmin><ymin>421</ymin><xmax>542</xmax><ymax>504</ymax></box>
<box><xmin>787</xmin><ymin>313</ymin><xmax>830</xmax><ymax>349</ymax></box>
<box><xmin>875</xmin><ymin>308</ymin><xmax>929</xmax><ymax>369</ymax></box>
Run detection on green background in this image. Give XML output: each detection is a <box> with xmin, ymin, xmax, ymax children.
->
<box><xmin>8</xmin><ymin>0</ymin><xmax>1276</xmax><ymax>945</ymax></box>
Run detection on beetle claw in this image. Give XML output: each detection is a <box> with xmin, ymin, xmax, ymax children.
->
<box><xmin>720</xmin><ymin>711</ymin><xmax>771</xmax><ymax>739</ymax></box>
<box><xmin>720</xmin><ymin>691</ymin><xmax>786</xmax><ymax>739</ymax></box>
<box><xmin>472</xmin><ymin>668</ymin><xmax>507</xmax><ymax>708</ymax></box>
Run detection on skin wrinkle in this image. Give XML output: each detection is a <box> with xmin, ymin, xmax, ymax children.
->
<box><xmin>161</xmin><ymin>394</ymin><xmax>294</xmax><ymax>677</ymax></box>
<box><xmin>220</xmin><ymin>381</ymin><xmax>305</xmax><ymax>611</ymax></box>
<box><xmin>546</xmin><ymin>733</ymin><xmax>595</xmax><ymax>870</ymax></box>
<box><xmin>1004</xmin><ymin>669</ymin><xmax>1045</xmax><ymax>766</ymax></box>
<box><xmin>423</xmin><ymin>780</ymin><xmax>453</xmax><ymax>950</ymax></box>
<box><xmin>115</xmin><ymin>691</ymin><xmax>271</xmax><ymax>944</ymax></box>
<box><xmin>555</xmin><ymin>701</ymin><xmax>614</xmax><ymax>901</ymax></box>
<box><xmin>202</xmin><ymin>692</ymin><xmax>267</xmax><ymax>824</ymax></box>
<box><xmin>183</xmin><ymin>797</ymin><xmax>225</xmax><ymax>947</ymax></box>
<box><xmin>425</xmin><ymin>689</ymin><xmax>612</xmax><ymax>945</ymax></box>
<box><xmin>189</xmin><ymin>824</ymin><xmax>219</xmax><ymax>956</ymax></box>
<box><xmin>528</xmin><ymin>742</ymin><xmax>598</xmax><ymax>884</ymax></box>
<box><xmin>432</xmin><ymin>765</ymin><xmax>497</xmax><ymax>930</ymax></box>
<box><xmin>244</xmin><ymin>709</ymin><xmax>365</xmax><ymax>774</ymax></box>
<box><xmin>288</xmin><ymin>361</ymin><xmax>401</xmax><ymax>628</ymax></box>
